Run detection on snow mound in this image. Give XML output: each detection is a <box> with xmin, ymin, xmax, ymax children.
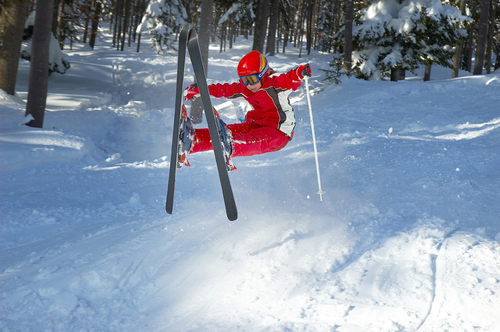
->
<box><xmin>0</xmin><ymin>128</ymin><xmax>98</xmax><ymax>171</ymax></box>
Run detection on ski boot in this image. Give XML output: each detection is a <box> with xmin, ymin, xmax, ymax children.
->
<box><xmin>178</xmin><ymin>105</ymin><xmax>195</xmax><ymax>168</ymax></box>
<box><xmin>217</xmin><ymin>115</ymin><xmax>236</xmax><ymax>171</ymax></box>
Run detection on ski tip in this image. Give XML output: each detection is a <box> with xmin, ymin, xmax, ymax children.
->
<box><xmin>227</xmin><ymin>211</ymin><xmax>238</xmax><ymax>221</ymax></box>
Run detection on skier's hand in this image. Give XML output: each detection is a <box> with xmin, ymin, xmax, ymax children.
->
<box><xmin>184</xmin><ymin>83</ymin><xmax>200</xmax><ymax>101</ymax></box>
<box><xmin>297</xmin><ymin>64</ymin><xmax>312</xmax><ymax>80</ymax></box>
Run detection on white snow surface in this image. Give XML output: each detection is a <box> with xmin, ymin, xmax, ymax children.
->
<box><xmin>1</xmin><ymin>31</ymin><xmax>500</xmax><ymax>332</ymax></box>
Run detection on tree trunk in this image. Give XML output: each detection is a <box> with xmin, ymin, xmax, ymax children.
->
<box><xmin>83</xmin><ymin>13</ymin><xmax>90</xmax><ymax>44</ymax></box>
<box><xmin>495</xmin><ymin>51</ymin><xmax>500</xmax><ymax>71</ymax></box>
<box><xmin>452</xmin><ymin>0</ymin><xmax>467</xmax><ymax>77</ymax></box>
<box><xmin>253</xmin><ymin>0</ymin><xmax>270</xmax><ymax>53</ymax></box>
<box><xmin>25</xmin><ymin>0</ymin><xmax>55</xmax><ymax>128</ymax></box>
<box><xmin>128</xmin><ymin>0</ymin><xmax>135</xmax><ymax>46</ymax></box>
<box><xmin>112</xmin><ymin>0</ymin><xmax>119</xmax><ymax>47</ymax></box>
<box><xmin>115</xmin><ymin>0</ymin><xmax>124</xmax><ymax>50</ymax></box>
<box><xmin>466</xmin><ymin>30</ymin><xmax>474</xmax><ymax>72</ymax></box>
<box><xmin>190</xmin><ymin>0</ymin><xmax>214</xmax><ymax>124</ymax></box>
<box><xmin>473</xmin><ymin>0</ymin><xmax>490</xmax><ymax>75</ymax></box>
<box><xmin>343</xmin><ymin>0</ymin><xmax>354</xmax><ymax>74</ymax></box>
<box><xmin>57</xmin><ymin>0</ymin><xmax>65</xmax><ymax>49</ymax></box>
<box><xmin>424</xmin><ymin>64</ymin><xmax>432</xmax><ymax>81</ymax></box>
<box><xmin>89</xmin><ymin>2</ymin><xmax>101</xmax><ymax>49</ymax></box>
<box><xmin>229</xmin><ymin>16</ymin><xmax>235</xmax><ymax>49</ymax></box>
<box><xmin>306</xmin><ymin>0</ymin><xmax>314</xmax><ymax>55</ymax></box>
<box><xmin>198</xmin><ymin>0</ymin><xmax>213</xmax><ymax>73</ymax></box>
<box><xmin>120</xmin><ymin>0</ymin><xmax>131</xmax><ymax>51</ymax></box>
<box><xmin>224</xmin><ymin>21</ymin><xmax>227</xmax><ymax>52</ymax></box>
<box><xmin>333</xmin><ymin>0</ymin><xmax>342</xmax><ymax>53</ymax></box>
<box><xmin>298</xmin><ymin>9</ymin><xmax>305</xmax><ymax>58</ymax></box>
<box><xmin>0</xmin><ymin>0</ymin><xmax>29</xmax><ymax>95</ymax></box>
<box><xmin>266</xmin><ymin>0</ymin><xmax>280</xmax><ymax>56</ymax></box>
<box><xmin>52</xmin><ymin>0</ymin><xmax>63</xmax><ymax>48</ymax></box>
<box><xmin>484</xmin><ymin>0</ymin><xmax>496</xmax><ymax>74</ymax></box>
<box><xmin>109</xmin><ymin>4</ymin><xmax>114</xmax><ymax>34</ymax></box>
<box><xmin>52</xmin><ymin>0</ymin><xmax>61</xmax><ymax>35</ymax></box>
<box><xmin>294</xmin><ymin>0</ymin><xmax>303</xmax><ymax>47</ymax></box>
<box><xmin>219</xmin><ymin>21</ymin><xmax>225</xmax><ymax>53</ymax></box>
<box><xmin>390</xmin><ymin>68</ymin><xmax>405</xmax><ymax>82</ymax></box>
<box><xmin>276</xmin><ymin>10</ymin><xmax>280</xmax><ymax>54</ymax></box>
<box><xmin>135</xmin><ymin>0</ymin><xmax>147</xmax><ymax>52</ymax></box>
<box><xmin>282</xmin><ymin>1</ymin><xmax>291</xmax><ymax>54</ymax></box>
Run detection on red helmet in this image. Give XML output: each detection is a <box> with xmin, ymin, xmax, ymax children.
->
<box><xmin>237</xmin><ymin>51</ymin><xmax>269</xmax><ymax>82</ymax></box>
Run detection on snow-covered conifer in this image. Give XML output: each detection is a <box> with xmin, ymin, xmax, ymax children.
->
<box><xmin>317</xmin><ymin>0</ymin><xmax>335</xmax><ymax>52</ymax></box>
<box><xmin>218</xmin><ymin>0</ymin><xmax>254</xmax><ymax>36</ymax></box>
<box><xmin>136</xmin><ymin>0</ymin><xmax>188</xmax><ymax>54</ymax></box>
<box><xmin>22</xmin><ymin>11</ymin><xmax>71</xmax><ymax>75</ymax></box>
<box><xmin>337</xmin><ymin>0</ymin><xmax>471</xmax><ymax>80</ymax></box>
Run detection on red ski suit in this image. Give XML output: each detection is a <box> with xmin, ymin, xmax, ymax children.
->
<box><xmin>191</xmin><ymin>68</ymin><xmax>304</xmax><ymax>157</ymax></box>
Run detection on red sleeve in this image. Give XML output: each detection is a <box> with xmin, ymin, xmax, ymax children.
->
<box><xmin>208</xmin><ymin>82</ymin><xmax>245</xmax><ymax>99</ymax></box>
<box><xmin>267</xmin><ymin>69</ymin><xmax>303</xmax><ymax>91</ymax></box>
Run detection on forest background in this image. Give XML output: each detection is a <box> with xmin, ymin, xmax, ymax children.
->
<box><xmin>1</xmin><ymin>0</ymin><xmax>499</xmax><ymax>124</ymax></box>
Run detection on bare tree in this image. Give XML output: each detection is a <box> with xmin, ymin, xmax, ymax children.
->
<box><xmin>343</xmin><ymin>0</ymin><xmax>353</xmax><ymax>74</ymax></box>
<box><xmin>89</xmin><ymin>1</ymin><xmax>102</xmax><ymax>49</ymax></box>
<box><xmin>484</xmin><ymin>0</ymin><xmax>497</xmax><ymax>73</ymax></box>
<box><xmin>452</xmin><ymin>0</ymin><xmax>467</xmax><ymax>77</ymax></box>
<box><xmin>253</xmin><ymin>0</ymin><xmax>270</xmax><ymax>53</ymax></box>
<box><xmin>424</xmin><ymin>64</ymin><xmax>432</xmax><ymax>81</ymax></box>
<box><xmin>197</xmin><ymin>0</ymin><xmax>213</xmax><ymax>76</ymax></box>
<box><xmin>56</xmin><ymin>0</ymin><xmax>65</xmax><ymax>48</ymax></box>
<box><xmin>121</xmin><ymin>0</ymin><xmax>131</xmax><ymax>51</ymax></box>
<box><xmin>298</xmin><ymin>5</ymin><xmax>306</xmax><ymax>57</ymax></box>
<box><xmin>305</xmin><ymin>0</ymin><xmax>314</xmax><ymax>55</ymax></box>
<box><xmin>473</xmin><ymin>0</ymin><xmax>491</xmax><ymax>75</ymax></box>
<box><xmin>0</xmin><ymin>0</ymin><xmax>30</xmax><ymax>95</ymax></box>
<box><xmin>113</xmin><ymin>0</ymin><xmax>124</xmax><ymax>48</ymax></box>
<box><xmin>282</xmin><ymin>0</ymin><xmax>292</xmax><ymax>54</ymax></box>
<box><xmin>135</xmin><ymin>0</ymin><xmax>148</xmax><ymax>52</ymax></box>
<box><xmin>25</xmin><ymin>0</ymin><xmax>56</xmax><ymax>128</ymax></box>
<box><xmin>266</xmin><ymin>0</ymin><xmax>280</xmax><ymax>56</ymax></box>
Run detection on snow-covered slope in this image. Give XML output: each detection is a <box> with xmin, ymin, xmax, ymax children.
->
<box><xmin>1</xmin><ymin>33</ymin><xmax>499</xmax><ymax>331</ymax></box>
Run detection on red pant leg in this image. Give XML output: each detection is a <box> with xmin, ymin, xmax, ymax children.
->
<box><xmin>190</xmin><ymin>128</ymin><xmax>213</xmax><ymax>153</ymax></box>
<box><xmin>190</xmin><ymin>123</ymin><xmax>291</xmax><ymax>157</ymax></box>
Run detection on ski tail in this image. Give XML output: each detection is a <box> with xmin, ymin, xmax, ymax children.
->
<box><xmin>166</xmin><ymin>24</ymin><xmax>190</xmax><ymax>214</ymax></box>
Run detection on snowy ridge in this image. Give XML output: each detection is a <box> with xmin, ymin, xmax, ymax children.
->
<box><xmin>1</xmin><ymin>33</ymin><xmax>500</xmax><ymax>331</ymax></box>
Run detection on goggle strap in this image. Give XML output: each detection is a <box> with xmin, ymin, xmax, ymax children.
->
<box><xmin>239</xmin><ymin>60</ymin><xmax>269</xmax><ymax>86</ymax></box>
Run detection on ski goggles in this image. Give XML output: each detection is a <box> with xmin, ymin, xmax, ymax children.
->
<box><xmin>239</xmin><ymin>61</ymin><xmax>270</xmax><ymax>86</ymax></box>
<box><xmin>239</xmin><ymin>74</ymin><xmax>261</xmax><ymax>86</ymax></box>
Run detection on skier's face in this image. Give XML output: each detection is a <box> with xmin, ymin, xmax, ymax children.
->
<box><xmin>246</xmin><ymin>80</ymin><xmax>262</xmax><ymax>93</ymax></box>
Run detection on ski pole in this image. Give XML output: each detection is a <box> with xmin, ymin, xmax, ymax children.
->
<box><xmin>305</xmin><ymin>77</ymin><xmax>325</xmax><ymax>201</ymax></box>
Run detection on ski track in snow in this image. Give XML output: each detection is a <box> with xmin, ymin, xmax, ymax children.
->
<box><xmin>1</xmin><ymin>32</ymin><xmax>500</xmax><ymax>331</ymax></box>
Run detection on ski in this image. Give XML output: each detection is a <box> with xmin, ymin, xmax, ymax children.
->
<box><xmin>166</xmin><ymin>26</ymin><xmax>238</xmax><ymax>221</ymax></box>
<box><xmin>187</xmin><ymin>29</ymin><xmax>238</xmax><ymax>221</ymax></box>
<box><xmin>166</xmin><ymin>24</ymin><xmax>190</xmax><ymax>215</ymax></box>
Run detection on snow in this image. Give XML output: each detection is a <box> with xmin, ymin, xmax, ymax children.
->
<box><xmin>1</xmin><ymin>27</ymin><xmax>500</xmax><ymax>331</ymax></box>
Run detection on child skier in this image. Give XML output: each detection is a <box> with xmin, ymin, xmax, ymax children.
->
<box><xmin>180</xmin><ymin>50</ymin><xmax>311</xmax><ymax>168</ymax></box>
